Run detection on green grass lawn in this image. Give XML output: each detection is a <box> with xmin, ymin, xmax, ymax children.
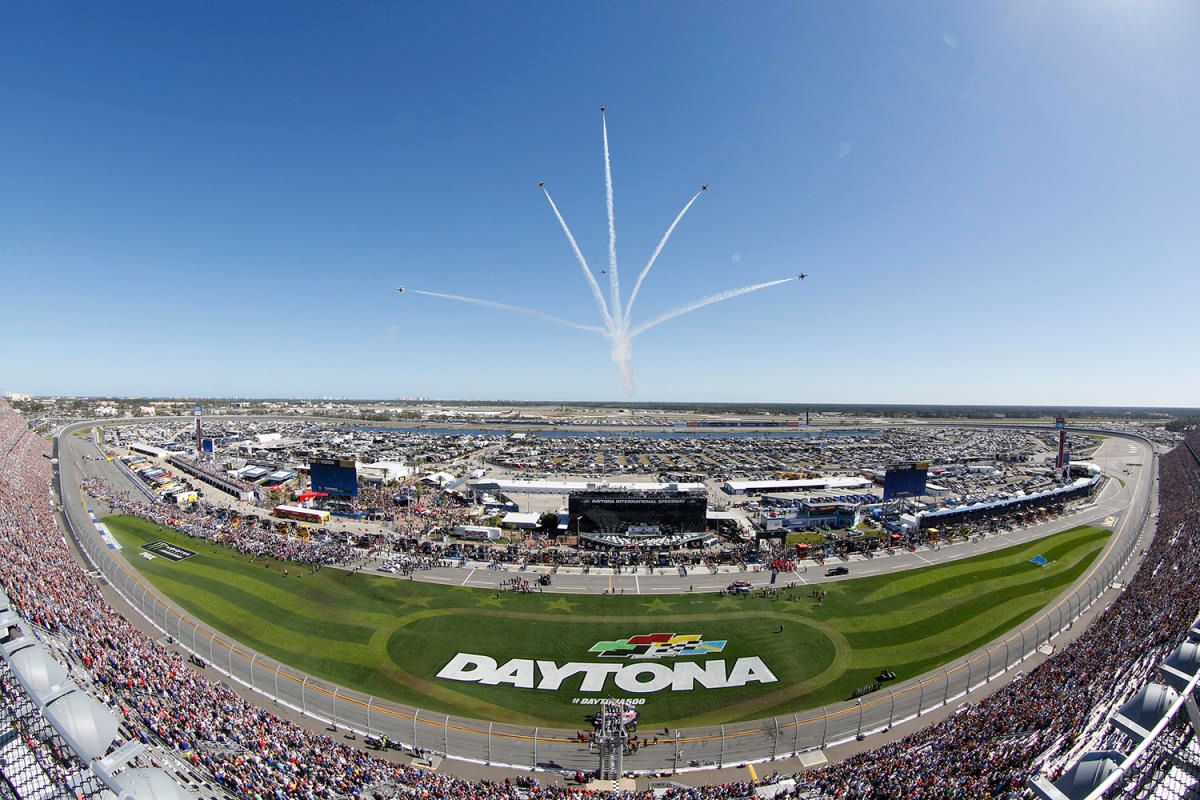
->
<box><xmin>105</xmin><ymin>515</ymin><xmax>1108</xmax><ymax>728</ymax></box>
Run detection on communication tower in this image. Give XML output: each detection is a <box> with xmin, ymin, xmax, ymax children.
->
<box><xmin>1055</xmin><ymin>417</ymin><xmax>1068</xmax><ymax>481</ymax></box>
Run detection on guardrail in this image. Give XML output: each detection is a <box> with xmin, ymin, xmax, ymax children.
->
<box><xmin>54</xmin><ymin>425</ymin><xmax>1158</xmax><ymax>775</ymax></box>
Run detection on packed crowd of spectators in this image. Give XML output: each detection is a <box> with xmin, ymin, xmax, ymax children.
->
<box><xmin>81</xmin><ymin>478</ymin><xmax>355</xmax><ymax>566</ymax></box>
<box><xmin>797</xmin><ymin>436</ymin><xmax>1199</xmax><ymax>798</ymax></box>
<box><xmin>3</xmin><ymin>397</ymin><xmax>1200</xmax><ymax>800</ymax></box>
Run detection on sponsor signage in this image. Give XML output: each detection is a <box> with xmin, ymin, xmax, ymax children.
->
<box><xmin>436</xmin><ymin>632</ymin><xmax>776</xmax><ymax>694</ymax></box>
<box><xmin>589</xmin><ymin>632</ymin><xmax>726</xmax><ymax>659</ymax></box>
<box><xmin>141</xmin><ymin>540</ymin><xmax>196</xmax><ymax>562</ymax></box>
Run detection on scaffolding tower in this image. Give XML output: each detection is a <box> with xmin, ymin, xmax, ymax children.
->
<box><xmin>595</xmin><ymin>699</ymin><xmax>633</xmax><ymax>781</ymax></box>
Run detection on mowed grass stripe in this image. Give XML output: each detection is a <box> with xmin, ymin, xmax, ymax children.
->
<box><xmin>139</xmin><ymin>541</ymin><xmax>397</xmax><ymax>627</ymax></box>
<box><xmin>109</xmin><ymin>517</ymin><xmax>384</xmax><ymax>639</ymax></box>
<box><xmin>147</xmin><ymin>562</ymin><xmax>377</xmax><ymax>645</ymax></box>
<box><xmin>849</xmin><ymin>529</ymin><xmax>1106</xmax><ymax>614</ymax></box>
<box><xmin>103</xmin><ymin>514</ymin><xmax>1110</xmax><ymax>727</ymax></box>
<box><xmin>149</xmin><ymin>571</ymin><xmax>378</xmax><ymax>676</ymax></box>
<box><xmin>860</xmin><ymin>604</ymin><xmax>1053</xmax><ymax>681</ymax></box>
<box><xmin>836</xmin><ymin>536</ymin><xmax>1106</xmax><ymax>641</ymax></box>
<box><xmin>855</xmin><ymin>525</ymin><xmax>1106</xmax><ymax>606</ymax></box>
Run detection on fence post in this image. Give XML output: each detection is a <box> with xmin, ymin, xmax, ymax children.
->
<box><xmin>943</xmin><ymin>666</ymin><xmax>950</xmax><ymax>704</ymax></box>
<box><xmin>821</xmin><ymin>707</ymin><xmax>829</xmax><ymax>747</ymax></box>
<box><xmin>444</xmin><ymin>714</ymin><xmax>449</xmax><ymax>756</ymax></box>
<box><xmin>986</xmin><ymin>647</ymin><xmax>992</xmax><ymax>681</ymax></box>
<box><xmin>249</xmin><ymin>654</ymin><xmax>257</xmax><ymax>688</ymax></box>
<box><xmin>674</xmin><ymin>731</ymin><xmax>680</xmax><ymax>773</ymax></box>
<box><xmin>487</xmin><ymin>722</ymin><xmax>493</xmax><ymax>763</ymax></box>
<box><xmin>228</xmin><ymin>642</ymin><xmax>234</xmax><ymax>677</ymax></box>
<box><xmin>772</xmin><ymin>718</ymin><xmax>779</xmax><ymax>759</ymax></box>
<box><xmin>209</xmin><ymin>632</ymin><xmax>217</xmax><ymax>664</ymax></box>
<box><xmin>918</xmin><ymin>681</ymin><xmax>925</xmax><ymax>716</ymax></box>
<box><xmin>1005</xmin><ymin>638</ymin><xmax>1010</xmax><ymax>670</ymax></box>
<box><xmin>413</xmin><ymin>710</ymin><xmax>419</xmax><ymax>747</ymax></box>
<box><xmin>532</xmin><ymin>726</ymin><xmax>538</xmax><ymax>768</ymax></box>
<box><xmin>332</xmin><ymin>688</ymin><xmax>339</xmax><ymax>730</ymax></box>
<box><xmin>888</xmin><ymin>690</ymin><xmax>895</xmax><ymax>726</ymax></box>
<box><xmin>367</xmin><ymin>697</ymin><xmax>374</xmax><ymax>736</ymax></box>
<box><xmin>793</xmin><ymin>713</ymin><xmax>800</xmax><ymax>754</ymax></box>
<box><xmin>301</xmin><ymin>676</ymin><xmax>308</xmax><ymax>715</ymax></box>
<box><xmin>856</xmin><ymin>700</ymin><xmax>864</xmax><ymax>737</ymax></box>
<box><xmin>274</xmin><ymin>663</ymin><xmax>281</xmax><ymax>700</ymax></box>
<box><xmin>719</xmin><ymin>725</ymin><xmax>725</xmax><ymax>768</ymax></box>
<box><xmin>967</xmin><ymin>656</ymin><xmax>973</xmax><ymax>690</ymax></box>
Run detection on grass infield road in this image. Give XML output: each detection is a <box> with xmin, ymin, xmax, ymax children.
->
<box><xmin>105</xmin><ymin>515</ymin><xmax>1108</xmax><ymax>728</ymax></box>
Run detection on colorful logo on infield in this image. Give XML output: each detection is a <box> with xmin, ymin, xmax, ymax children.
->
<box><xmin>589</xmin><ymin>633</ymin><xmax>727</xmax><ymax>659</ymax></box>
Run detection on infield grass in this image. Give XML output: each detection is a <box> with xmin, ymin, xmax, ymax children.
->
<box><xmin>105</xmin><ymin>515</ymin><xmax>1108</xmax><ymax>727</ymax></box>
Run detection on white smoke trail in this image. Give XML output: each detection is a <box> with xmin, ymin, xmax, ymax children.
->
<box><xmin>629</xmin><ymin>277</ymin><xmax>796</xmax><ymax>338</ymax></box>
<box><xmin>410</xmin><ymin>290</ymin><xmax>608</xmax><ymax>334</ymax></box>
<box><xmin>610</xmin><ymin>335</ymin><xmax>635</xmax><ymax>395</ymax></box>
<box><xmin>403</xmin><ymin>109</ymin><xmax>805</xmax><ymax>397</ymax></box>
<box><xmin>601</xmin><ymin>112</ymin><xmax>621</xmax><ymax>329</ymax></box>
<box><xmin>623</xmin><ymin>189</ymin><xmax>704</xmax><ymax>331</ymax></box>
<box><xmin>541</xmin><ymin>186</ymin><xmax>616</xmax><ymax>332</ymax></box>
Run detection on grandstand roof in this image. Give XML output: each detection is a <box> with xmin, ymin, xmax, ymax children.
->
<box><xmin>917</xmin><ymin>475</ymin><xmax>1100</xmax><ymax>520</ymax></box>
<box><xmin>470</xmin><ymin>479</ymin><xmax>707</xmax><ymax>495</ymax></box>
<box><xmin>723</xmin><ymin>476</ymin><xmax>872</xmax><ymax>494</ymax></box>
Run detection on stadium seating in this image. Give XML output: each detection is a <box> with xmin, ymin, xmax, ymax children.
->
<box><xmin>2</xmin><ymin>399</ymin><xmax>1198</xmax><ymax>799</ymax></box>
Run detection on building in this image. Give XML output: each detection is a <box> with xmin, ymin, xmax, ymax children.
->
<box><xmin>722</xmin><ymin>476</ymin><xmax>872</xmax><ymax>496</ymax></box>
<box><xmin>470</xmin><ymin>478</ymin><xmax>706</xmax><ymax>496</ymax></box>
<box><xmin>359</xmin><ymin>461</ymin><xmax>413</xmax><ymax>484</ymax></box>
<box><xmin>501</xmin><ymin>511</ymin><xmax>542</xmax><ymax>530</ymax></box>
<box><xmin>567</xmin><ymin>489</ymin><xmax>711</xmax><ymax>549</ymax></box>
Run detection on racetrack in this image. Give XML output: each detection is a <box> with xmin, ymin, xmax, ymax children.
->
<box><xmin>104</xmin><ymin>514</ymin><xmax>1110</xmax><ymax>727</ymax></box>
<box><xmin>54</xmin><ymin>419</ymin><xmax>1158</xmax><ymax>774</ymax></box>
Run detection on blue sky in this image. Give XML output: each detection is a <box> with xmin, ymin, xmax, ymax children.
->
<box><xmin>2</xmin><ymin>1</ymin><xmax>1197</xmax><ymax>404</ymax></box>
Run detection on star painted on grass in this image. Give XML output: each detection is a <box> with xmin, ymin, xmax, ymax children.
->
<box><xmin>401</xmin><ymin>594</ymin><xmax>433</xmax><ymax>608</ymax></box>
<box><xmin>641</xmin><ymin>598</ymin><xmax>674</xmax><ymax>613</ymax></box>
<box><xmin>545</xmin><ymin>597</ymin><xmax>577</xmax><ymax>613</ymax></box>
<box><xmin>475</xmin><ymin>594</ymin><xmax>506</xmax><ymax>608</ymax></box>
<box><xmin>713</xmin><ymin>595</ymin><xmax>744</xmax><ymax>611</ymax></box>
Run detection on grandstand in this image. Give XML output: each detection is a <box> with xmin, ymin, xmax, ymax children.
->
<box><xmin>567</xmin><ymin>488</ymin><xmax>711</xmax><ymax>548</ymax></box>
<box><xmin>4</xmin><ymin>396</ymin><xmax>1200</xmax><ymax>799</ymax></box>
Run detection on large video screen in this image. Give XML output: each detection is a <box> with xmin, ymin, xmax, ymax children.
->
<box><xmin>568</xmin><ymin>492</ymin><xmax>707</xmax><ymax>534</ymax></box>
<box><xmin>883</xmin><ymin>462</ymin><xmax>928</xmax><ymax>499</ymax></box>
<box><xmin>310</xmin><ymin>458</ymin><xmax>358</xmax><ymax>497</ymax></box>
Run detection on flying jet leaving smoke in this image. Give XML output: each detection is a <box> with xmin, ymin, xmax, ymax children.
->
<box><xmin>400</xmin><ymin>108</ymin><xmax>803</xmax><ymax>395</ymax></box>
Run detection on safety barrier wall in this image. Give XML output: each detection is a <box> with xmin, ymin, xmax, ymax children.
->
<box><xmin>55</xmin><ymin>428</ymin><xmax>1157</xmax><ymax>774</ymax></box>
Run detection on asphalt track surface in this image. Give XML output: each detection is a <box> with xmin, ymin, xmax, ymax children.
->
<box><xmin>53</xmin><ymin>420</ymin><xmax>1157</xmax><ymax>780</ymax></box>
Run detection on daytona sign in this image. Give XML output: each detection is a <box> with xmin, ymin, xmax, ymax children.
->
<box><xmin>435</xmin><ymin>653</ymin><xmax>777</xmax><ymax>693</ymax></box>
